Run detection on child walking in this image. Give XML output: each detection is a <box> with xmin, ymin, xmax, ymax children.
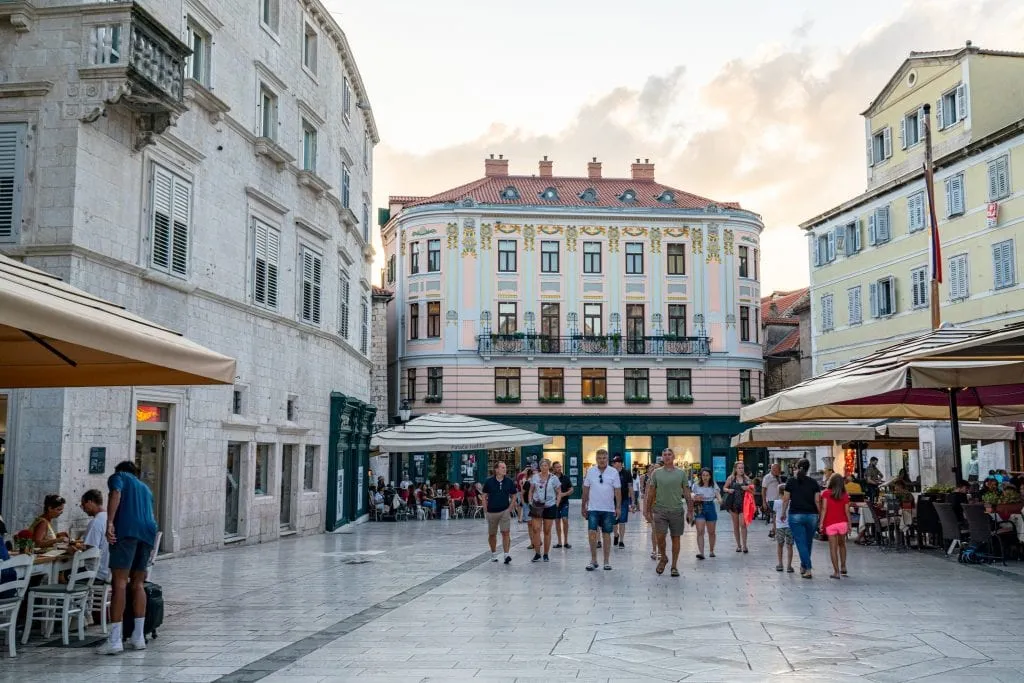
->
<box><xmin>772</xmin><ymin>479</ymin><xmax>794</xmax><ymax>573</ymax></box>
<box><xmin>821</xmin><ymin>473</ymin><xmax>852</xmax><ymax>580</ymax></box>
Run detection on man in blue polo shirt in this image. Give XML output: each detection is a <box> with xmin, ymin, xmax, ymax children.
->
<box><xmin>98</xmin><ymin>461</ymin><xmax>158</xmax><ymax>655</ymax></box>
<box><xmin>482</xmin><ymin>462</ymin><xmax>516</xmax><ymax>565</ymax></box>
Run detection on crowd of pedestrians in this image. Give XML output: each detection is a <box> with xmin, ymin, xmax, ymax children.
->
<box><xmin>479</xmin><ymin>452</ymin><xmax>850</xmax><ymax>581</ymax></box>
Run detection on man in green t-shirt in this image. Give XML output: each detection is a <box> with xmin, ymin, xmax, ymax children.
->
<box><xmin>644</xmin><ymin>448</ymin><xmax>693</xmax><ymax>577</ymax></box>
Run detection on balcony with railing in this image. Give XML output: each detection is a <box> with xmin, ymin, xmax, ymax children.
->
<box><xmin>476</xmin><ymin>334</ymin><xmax>711</xmax><ymax>358</ymax></box>
<box><xmin>79</xmin><ymin>3</ymin><xmax>190</xmax><ymax>148</ymax></box>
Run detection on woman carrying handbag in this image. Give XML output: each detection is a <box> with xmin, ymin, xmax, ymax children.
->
<box><xmin>723</xmin><ymin>462</ymin><xmax>754</xmax><ymax>553</ymax></box>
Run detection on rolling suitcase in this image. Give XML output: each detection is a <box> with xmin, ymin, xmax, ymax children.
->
<box><xmin>122</xmin><ymin>581</ymin><xmax>164</xmax><ymax>641</ymax></box>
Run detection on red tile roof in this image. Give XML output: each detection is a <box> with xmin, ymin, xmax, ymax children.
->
<box><xmin>389</xmin><ymin>196</ymin><xmax>428</xmax><ymax>205</ymax></box>
<box><xmin>404</xmin><ymin>175</ymin><xmax>742</xmax><ymax>211</ymax></box>
<box><xmin>767</xmin><ymin>328</ymin><xmax>801</xmax><ymax>356</ymax></box>
<box><xmin>761</xmin><ymin>288</ymin><xmax>809</xmax><ymax>323</ymax></box>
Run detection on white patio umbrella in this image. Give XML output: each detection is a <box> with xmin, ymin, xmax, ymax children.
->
<box><xmin>371</xmin><ymin>413</ymin><xmax>553</xmax><ymax>453</ymax></box>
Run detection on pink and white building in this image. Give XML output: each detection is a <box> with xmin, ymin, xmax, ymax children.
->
<box><xmin>380</xmin><ymin>157</ymin><xmax>765</xmax><ymax>490</ymax></box>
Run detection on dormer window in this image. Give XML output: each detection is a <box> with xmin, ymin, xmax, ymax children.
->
<box><xmin>656</xmin><ymin>190</ymin><xmax>675</xmax><ymax>204</ymax></box>
<box><xmin>540</xmin><ymin>187</ymin><xmax>559</xmax><ymax>201</ymax></box>
<box><xmin>501</xmin><ymin>186</ymin><xmax>520</xmax><ymax>201</ymax></box>
<box><xmin>579</xmin><ymin>188</ymin><xmax>598</xmax><ymax>203</ymax></box>
<box><xmin>619</xmin><ymin>189</ymin><xmax>637</xmax><ymax>203</ymax></box>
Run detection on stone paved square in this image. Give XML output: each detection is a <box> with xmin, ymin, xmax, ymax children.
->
<box><xmin>5</xmin><ymin>507</ymin><xmax>1024</xmax><ymax>682</ymax></box>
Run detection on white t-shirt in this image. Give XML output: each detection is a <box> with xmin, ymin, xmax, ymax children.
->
<box><xmin>83</xmin><ymin>511</ymin><xmax>110</xmax><ymax>581</ymax></box>
<box><xmin>529</xmin><ymin>473</ymin><xmax>560</xmax><ymax>507</ymax></box>
<box><xmin>772</xmin><ymin>498</ymin><xmax>789</xmax><ymax>530</ymax></box>
<box><xmin>583</xmin><ymin>465</ymin><xmax>621</xmax><ymax>512</ymax></box>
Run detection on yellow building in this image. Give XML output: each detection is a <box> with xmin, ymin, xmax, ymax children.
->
<box><xmin>802</xmin><ymin>43</ymin><xmax>1024</xmax><ymax>374</ymax></box>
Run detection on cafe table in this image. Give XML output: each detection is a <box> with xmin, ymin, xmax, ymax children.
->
<box><xmin>12</xmin><ymin>548</ymin><xmax>77</xmax><ymax>584</ymax></box>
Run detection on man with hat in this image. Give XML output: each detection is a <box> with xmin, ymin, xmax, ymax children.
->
<box><xmin>611</xmin><ymin>455</ymin><xmax>633</xmax><ymax>549</ymax></box>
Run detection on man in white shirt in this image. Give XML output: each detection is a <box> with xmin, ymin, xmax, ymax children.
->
<box><xmin>761</xmin><ymin>463</ymin><xmax>782</xmax><ymax>537</ymax></box>
<box><xmin>80</xmin><ymin>489</ymin><xmax>110</xmax><ymax>582</ymax></box>
<box><xmin>581</xmin><ymin>449</ymin><xmax>621</xmax><ymax>572</ymax></box>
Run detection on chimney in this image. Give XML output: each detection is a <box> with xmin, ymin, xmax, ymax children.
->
<box><xmin>538</xmin><ymin>155</ymin><xmax>553</xmax><ymax>178</ymax></box>
<box><xmin>484</xmin><ymin>153</ymin><xmax>509</xmax><ymax>177</ymax></box>
<box><xmin>587</xmin><ymin>157</ymin><xmax>602</xmax><ymax>180</ymax></box>
<box><xmin>631</xmin><ymin>158</ymin><xmax>655</xmax><ymax>181</ymax></box>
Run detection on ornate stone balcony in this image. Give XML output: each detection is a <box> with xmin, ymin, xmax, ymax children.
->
<box><xmin>78</xmin><ymin>2</ymin><xmax>190</xmax><ymax>150</ymax></box>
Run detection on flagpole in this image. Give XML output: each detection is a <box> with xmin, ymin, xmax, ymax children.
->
<box><xmin>923</xmin><ymin>103</ymin><xmax>941</xmax><ymax>330</ymax></box>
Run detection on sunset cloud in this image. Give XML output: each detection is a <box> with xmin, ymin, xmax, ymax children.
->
<box><xmin>373</xmin><ymin>0</ymin><xmax>1024</xmax><ymax>292</ymax></box>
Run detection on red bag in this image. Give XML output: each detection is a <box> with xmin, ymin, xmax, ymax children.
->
<box><xmin>742</xmin><ymin>491</ymin><xmax>756</xmax><ymax>526</ymax></box>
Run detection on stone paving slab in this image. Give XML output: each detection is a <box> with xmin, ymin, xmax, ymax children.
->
<box><xmin>5</xmin><ymin>506</ymin><xmax>1024</xmax><ymax>681</ymax></box>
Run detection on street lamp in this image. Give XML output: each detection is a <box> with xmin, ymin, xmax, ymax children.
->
<box><xmin>399</xmin><ymin>399</ymin><xmax>411</xmax><ymax>426</ymax></box>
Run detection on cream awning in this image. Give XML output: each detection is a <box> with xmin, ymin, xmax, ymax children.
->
<box><xmin>0</xmin><ymin>253</ymin><xmax>236</xmax><ymax>387</ymax></box>
<box><xmin>731</xmin><ymin>419</ymin><xmax>1016</xmax><ymax>449</ymax></box>
<box><xmin>371</xmin><ymin>413</ymin><xmax>552</xmax><ymax>453</ymax></box>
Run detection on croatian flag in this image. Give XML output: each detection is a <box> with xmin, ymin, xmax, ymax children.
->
<box><xmin>924</xmin><ymin>163</ymin><xmax>942</xmax><ymax>283</ymax></box>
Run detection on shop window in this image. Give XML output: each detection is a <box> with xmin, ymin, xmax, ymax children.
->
<box><xmin>303</xmin><ymin>445</ymin><xmax>317</xmax><ymax>490</ymax></box>
<box><xmin>255</xmin><ymin>444</ymin><xmax>271</xmax><ymax>495</ymax></box>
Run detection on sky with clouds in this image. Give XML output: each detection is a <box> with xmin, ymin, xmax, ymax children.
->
<box><xmin>327</xmin><ymin>0</ymin><xmax>1024</xmax><ymax>293</ymax></box>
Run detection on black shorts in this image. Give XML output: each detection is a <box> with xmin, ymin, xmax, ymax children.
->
<box><xmin>541</xmin><ymin>506</ymin><xmax>558</xmax><ymax>520</ymax></box>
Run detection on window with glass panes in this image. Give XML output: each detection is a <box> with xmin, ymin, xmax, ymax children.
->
<box><xmin>583</xmin><ymin>303</ymin><xmax>602</xmax><ymax>336</ymax></box>
<box><xmin>738</xmin><ymin>246</ymin><xmax>749</xmax><ymax>278</ymax></box>
<box><xmin>625</xmin><ymin>242</ymin><xmax>644</xmax><ymax>274</ymax></box>
<box><xmin>539</xmin><ymin>368</ymin><xmax>564</xmax><ymax>399</ymax></box>
<box><xmin>427</xmin><ymin>301</ymin><xmax>441</xmax><ymax>337</ymax></box>
<box><xmin>409</xmin><ymin>242</ymin><xmax>420</xmax><ymax>274</ymax></box>
<box><xmin>497</xmin><ymin>302</ymin><xmax>517</xmax><ymax>334</ymax></box>
<box><xmin>667</xmin><ymin>243</ymin><xmax>686</xmax><ymax>275</ymax></box>
<box><xmin>408</xmin><ymin>303</ymin><xmax>419</xmax><ymax>339</ymax></box>
<box><xmin>494</xmin><ymin>368</ymin><xmax>520</xmax><ymax>399</ymax></box>
<box><xmin>583</xmin><ymin>241</ymin><xmax>602</xmax><ymax>273</ymax></box>
<box><xmin>540</xmin><ymin>240</ymin><xmax>559</xmax><ymax>273</ymax></box>
<box><xmin>625</xmin><ymin>368</ymin><xmax>649</xmax><ymax>399</ymax></box>
<box><xmin>498</xmin><ymin>240</ymin><xmax>517</xmax><ymax>272</ymax></box>
<box><xmin>427</xmin><ymin>239</ymin><xmax>441</xmax><ymax>272</ymax></box>
<box><xmin>667</xmin><ymin>304</ymin><xmax>686</xmax><ymax>337</ymax></box>
<box><xmin>303</xmin><ymin>445</ymin><xmax>317</xmax><ymax>490</ymax></box>
<box><xmin>407</xmin><ymin>368</ymin><xmax>416</xmax><ymax>401</ymax></box>
<box><xmin>667</xmin><ymin>369</ymin><xmax>692</xmax><ymax>399</ymax></box>
<box><xmin>581</xmin><ymin>368</ymin><xmax>607</xmax><ymax>399</ymax></box>
<box><xmin>427</xmin><ymin>367</ymin><xmax>442</xmax><ymax>398</ymax></box>
<box><xmin>740</xmin><ymin>370</ymin><xmax>752</xmax><ymax>400</ymax></box>
<box><xmin>739</xmin><ymin>306</ymin><xmax>751</xmax><ymax>342</ymax></box>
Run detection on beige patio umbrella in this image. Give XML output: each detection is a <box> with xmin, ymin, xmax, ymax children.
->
<box><xmin>730</xmin><ymin>421</ymin><xmax>880</xmax><ymax>448</ymax></box>
<box><xmin>0</xmin><ymin>253</ymin><xmax>236</xmax><ymax>387</ymax></box>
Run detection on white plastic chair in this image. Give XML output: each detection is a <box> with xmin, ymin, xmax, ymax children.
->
<box><xmin>0</xmin><ymin>554</ymin><xmax>34</xmax><ymax>657</ymax></box>
<box><xmin>86</xmin><ymin>581</ymin><xmax>112</xmax><ymax>634</ymax></box>
<box><xmin>22</xmin><ymin>547</ymin><xmax>99</xmax><ymax>646</ymax></box>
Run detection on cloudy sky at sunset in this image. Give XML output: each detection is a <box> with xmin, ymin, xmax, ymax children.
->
<box><xmin>327</xmin><ymin>0</ymin><xmax>1024</xmax><ymax>293</ymax></box>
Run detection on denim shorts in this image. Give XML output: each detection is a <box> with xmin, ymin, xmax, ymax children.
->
<box><xmin>694</xmin><ymin>501</ymin><xmax>718</xmax><ymax>523</ymax></box>
<box><xmin>587</xmin><ymin>510</ymin><xmax>616</xmax><ymax>534</ymax></box>
<box><xmin>109</xmin><ymin>537</ymin><xmax>153</xmax><ymax>573</ymax></box>
<box><xmin>617</xmin><ymin>500</ymin><xmax>630</xmax><ymax>524</ymax></box>
<box><xmin>557</xmin><ymin>504</ymin><xmax>569</xmax><ymax>519</ymax></box>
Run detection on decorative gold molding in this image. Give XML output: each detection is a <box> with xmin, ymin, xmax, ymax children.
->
<box><xmin>479</xmin><ymin>223</ymin><xmax>493</xmax><ymax>250</ymax></box>
<box><xmin>607</xmin><ymin>226</ymin><xmax>620</xmax><ymax>253</ymax></box>
<box><xmin>650</xmin><ymin>227</ymin><xmax>662</xmax><ymax>254</ymax></box>
<box><xmin>723</xmin><ymin>228</ymin><xmax>735</xmax><ymax>255</ymax></box>
<box><xmin>446</xmin><ymin>222</ymin><xmax>458</xmax><ymax>249</ymax></box>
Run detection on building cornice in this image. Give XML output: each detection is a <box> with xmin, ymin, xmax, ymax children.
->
<box><xmin>801</xmin><ymin>117</ymin><xmax>1024</xmax><ymax>230</ymax></box>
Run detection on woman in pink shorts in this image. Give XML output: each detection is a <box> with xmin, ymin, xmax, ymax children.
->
<box><xmin>820</xmin><ymin>473</ymin><xmax>852</xmax><ymax>580</ymax></box>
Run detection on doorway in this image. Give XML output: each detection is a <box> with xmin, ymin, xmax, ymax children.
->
<box><xmin>626</xmin><ymin>304</ymin><xmax>645</xmax><ymax>354</ymax></box>
<box><xmin>581</xmin><ymin>436</ymin><xmax>609</xmax><ymax>473</ymax></box>
<box><xmin>136</xmin><ymin>402</ymin><xmax>170</xmax><ymax>539</ymax></box>
<box><xmin>280</xmin><ymin>444</ymin><xmax>296</xmax><ymax>530</ymax></box>
<box><xmin>225</xmin><ymin>442</ymin><xmax>243</xmax><ymax>538</ymax></box>
<box><xmin>625</xmin><ymin>435</ymin><xmax>652</xmax><ymax>471</ymax></box>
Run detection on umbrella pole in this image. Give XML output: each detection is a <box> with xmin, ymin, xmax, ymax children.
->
<box><xmin>948</xmin><ymin>388</ymin><xmax>963</xmax><ymax>486</ymax></box>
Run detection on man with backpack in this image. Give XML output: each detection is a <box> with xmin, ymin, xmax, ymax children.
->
<box><xmin>97</xmin><ymin>461</ymin><xmax>159</xmax><ymax>655</ymax></box>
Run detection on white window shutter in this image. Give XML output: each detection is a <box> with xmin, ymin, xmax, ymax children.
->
<box><xmin>988</xmin><ymin>161</ymin><xmax>999</xmax><ymax>201</ymax></box>
<box><xmin>301</xmin><ymin>250</ymin><xmax>323</xmax><ymax>325</ymax></box>
<box><xmin>868</xmin><ymin>213</ymin><xmax>877</xmax><ymax>245</ymax></box>
<box><xmin>956</xmin><ymin>84</ymin><xmax>967</xmax><ymax>121</ymax></box>
<box><xmin>151</xmin><ymin>167</ymin><xmax>174</xmax><ymax>271</ymax></box>
<box><xmin>253</xmin><ymin>220</ymin><xmax>268</xmax><ymax>305</ymax></box>
<box><xmin>170</xmin><ymin>176</ymin><xmax>190</xmax><ymax>276</ymax></box>
<box><xmin>886</xmin><ymin>276</ymin><xmax>897</xmax><ymax>314</ymax></box>
<box><xmin>869</xmin><ymin>282</ymin><xmax>879</xmax><ymax>318</ymax></box>
<box><xmin>936</xmin><ymin>97</ymin><xmax>945</xmax><ymax>130</ymax></box>
<box><xmin>917</xmin><ymin>108</ymin><xmax>926</xmax><ymax>140</ymax></box>
<box><xmin>954</xmin><ymin>175</ymin><xmax>964</xmax><ymax>215</ymax></box>
<box><xmin>0</xmin><ymin>123</ymin><xmax>25</xmax><ymax>241</ymax></box>
<box><xmin>958</xmin><ymin>255</ymin><xmax>969</xmax><ymax>298</ymax></box>
<box><xmin>811</xmin><ymin>237</ymin><xmax>819</xmax><ymax>267</ymax></box>
<box><xmin>266</xmin><ymin>228</ymin><xmax>280</xmax><ymax>308</ymax></box>
<box><xmin>883</xmin><ymin>127</ymin><xmax>892</xmax><ymax>159</ymax></box>
<box><xmin>339</xmin><ymin>270</ymin><xmax>351</xmax><ymax>338</ymax></box>
<box><xmin>948</xmin><ymin>256</ymin><xmax>959</xmax><ymax>299</ymax></box>
<box><xmin>899</xmin><ymin>117</ymin><xmax>906</xmax><ymax>149</ymax></box>
<box><xmin>853</xmin><ymin>221</ymin><xmax>862</xmax><ymax>252</ymax></box>
<box><xmin>877</xmin><ymin>207</ymin><xmax>890</xmax><ymax>242</ymax></box>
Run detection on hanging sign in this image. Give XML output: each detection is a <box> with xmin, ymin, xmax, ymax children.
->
<box><xmin>987</xmin><ymin>202</ymin><xmax>999</xmax><ymax>228</ymax></box>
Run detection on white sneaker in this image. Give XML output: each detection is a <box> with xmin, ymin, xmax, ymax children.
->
<box><xmin>95</xmin><ymin>641</ymin><xmax>124</xmax><ymax>655</ymax></box>
<box><xmin>128</xmin><ymin>638</ymin><xmax>147</xmax><ymax>651</ymax></box>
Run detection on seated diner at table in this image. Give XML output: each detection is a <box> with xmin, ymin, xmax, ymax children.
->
<box><xmin>28</xmin><ymin>494</ymin><xmax>69</xmax><ymax>549</ymax></box>
<box><xmin>416</xmin><ymin>484</ymin><xmax>437</xmax><ymax>515</ymax></box>
<box><xmin>449</xmin><ymin>483</ymin><xmax>465</xmax><ymax>516</ymax></box>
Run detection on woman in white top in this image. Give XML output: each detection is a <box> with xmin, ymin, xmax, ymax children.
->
<box><xmin>529</xmin><ymin>459</ymin><xmax>561</xmax><ymax>562</ymax></box>
<box><xmin>691</xmin><ymin>468</ymin><xmax>721</xmax><ymax>560</ymax></box>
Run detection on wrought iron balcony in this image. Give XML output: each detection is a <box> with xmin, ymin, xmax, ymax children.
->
<box><xmin>79</xmin><ymin>3</ymin><xmax>190</xmax><ymax>149</ymax></box>
<box><xmin>476</xmin><ymin>334</ymin><xmax>711</xmax><ymax>358</ymax></box>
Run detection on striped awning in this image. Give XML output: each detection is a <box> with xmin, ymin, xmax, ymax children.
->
<box><xmin>370</xmin><ymin>413</ymin><xmax>552</xmax><ymax>453</ymax></box>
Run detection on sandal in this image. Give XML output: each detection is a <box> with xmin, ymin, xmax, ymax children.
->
<box><xmin>709</xmin><ymin>552</ymin><xmax>716</xmax><ymax>558</ymax></box>
<box><xmin>696</xmin><ymin>554</ymin><xmax>705</xmax><ymax>560</ymax></box>
<box><xmin>603</xmin><ymin>564</ymin><xmax>612</xmax><ymax>571</ymax></box>
<box><xmin>841</xmin><ymin>569</ymin><xmax>848</xmax><ymax>576</ymax></box>
<box><xmin>829</xmin><ymin>574</ymin><xmax>841</xmax><ymax>580</ymax></box>
<box><xmin>803</xmin><ymin>572</ymin><xmax>813</xmax><ymax>579</ymax></box>
<box><xmin>586</xmin><ymin>562</ymin><xmax>598</xmax><ymax>571</ymax></box>
<box><xmin>786</xmin><ymin>567</ymin><xmax>795</xmax><ymax>573</ymax></box>
<box><xmin>742</xmin><ymin>547</ymin><xmax>749</xmax><ymax>554</ymax></box>
<box><xmin>670</xmin><ymin>568</ymin><xmax>680</xmax><ymax>577</ymax></box>
<box><xmin>775</xmin><ymin>564</ymin><xmax>783</xmax><ymax>572</ymax></box>
<box><xmin>656</xmin><ymin>558</ymin><xmax>667</xmax><ymax>575</ymax></box>
<box><xmin>736</xmin><ymin>547</ymin><xmax>742</xmax><ymax>553</ymax></box>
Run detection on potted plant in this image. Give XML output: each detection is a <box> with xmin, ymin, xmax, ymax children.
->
<box><xmin>996</xmin><ymin>489</ymin><xmax>1024</xmax><ymax>520</ymax></box>
<box><xmin>924</xmin><ymin>483</ymin><xmax>954</xmax><ymax>502</ymax></box>
<box><xmin>538</xmin><ymin>396</ymin><xmax>564</xmax><ymax>404</ymax></box>
<box><xmin>495</xmin><ymin>395</ymin><xmax>521</xmax><ymax>404</ymax></box>
<box><xmin>625</xmin><ymin>396</ymin><xmax>651</xmax><ymax>404</ymax></box>
<box><xmin>982</xmin><ymin>490</ymin><xmax>1001</xmax><ymax>506</ymax></box>
<box><xmin>740</xmin><ymin>396</ymin><xmax>756</xmax><ymax>405</ymax></box>
<box><xmin>668</xmin><ymin>395</ymin><xmax>694</xmax><ymax>404</ymax></box>
<box><xmin>13</xmin><ymin>530</ymin><xmax>34</xmax><ymax>554</ymax></box>
<box><xmin>582</xmin><ymin>395</ymin><xmax>607</xmax><ymax>404</ymax></box>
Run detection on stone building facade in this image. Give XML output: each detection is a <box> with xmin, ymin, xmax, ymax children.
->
<box><xmin>370</xmin><ymin>286</ymin><xmax>393</xmax><ymax>428</ymax></box>
<box><xmin>0</xmin><ymin>0</ymin><xmax>377</xmax><ymax>552</ymax></box>
<box><xmin>761</xmin><ymin>288</ymin><xmax>809</xmax><ymax>396</ymax></box>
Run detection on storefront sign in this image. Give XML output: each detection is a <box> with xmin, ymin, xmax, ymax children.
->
<box><xmin>335</xmin><ymin>470</ymin><xmax>345</xmax><ymax>526</ymax></box>
<box><xmin>987</xmin><ymin>202</ymin><xmax>999</xmax><ymax>228</ymax></box>
<box><xmin>136</xmin><ymin>404</ymin><xmax>166</xmax><ymax>423</ymax></box>
<box><xmin>88</xmin><ymin>447</ymin><xmax>106</xmax><ymax>474</ymax></box>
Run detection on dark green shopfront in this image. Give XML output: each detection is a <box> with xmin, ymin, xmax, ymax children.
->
<box><xmin>395</xmin><ymin>414</ymin><xmax>764</xmax><ymax>500</ymax></box>
<box><xmin>326</xmin><ymin>392</ymin><xmax>376</xmax><ymax>530</ymax></box>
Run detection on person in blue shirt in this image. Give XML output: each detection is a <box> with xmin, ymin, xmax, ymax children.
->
<box><xmin>97</xmin><ymin>461</ymin><xmax>158</xmax><ymax>655</ymax></box>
